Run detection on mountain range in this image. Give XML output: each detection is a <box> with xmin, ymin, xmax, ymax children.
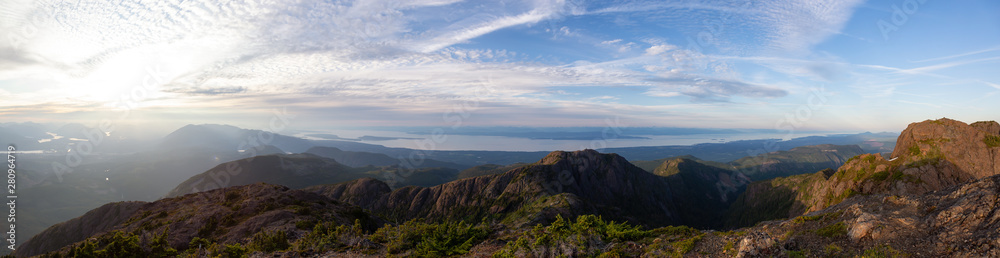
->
<box><xmin>5</xmin><ymin>122</ymin><xmax>909</xmax><ymax>257</ymax></box>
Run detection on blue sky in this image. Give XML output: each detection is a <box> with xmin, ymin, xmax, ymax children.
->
<box><xmin>0</xmin><ymin>0</ymin><xmax>998</xmax><ymax>134</ymax></box>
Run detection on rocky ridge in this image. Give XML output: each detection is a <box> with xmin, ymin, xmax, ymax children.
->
<box><xmin>727</xmin><ymin>118</ymin><xmax>1000</xmax><ymax>228</ymax></box>
<box><xmin>17</xmin><ymin>183</ymin><xmax>380</xmax><ymax>257</ymax></box>
<box><xmin>309</xmin><ymin>149</ymin><xmax>686</xmax><ymax>228</ymax></box>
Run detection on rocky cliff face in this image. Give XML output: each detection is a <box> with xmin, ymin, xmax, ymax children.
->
<box><xmin>654</xmin><ymin>158</ymin><xmax>751</xmax><ymax>228</ymax></box>
<box><xmin>892</xmin><ymin>118</ymin><xmax>1000</xmax><ymax>178</ymax></box>
<box><xmin>727</xmin><ymin>118</ymin><xmax>1000</xmax><ymax>228</ymax></box>
<box><xmin>309</xmin><ymin>149</ymin><xmax>688</xmax><ymax>228</ymax></box>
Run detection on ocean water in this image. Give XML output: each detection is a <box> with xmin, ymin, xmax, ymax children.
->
<box><xmin>295</xmin><ymin>130</ymin><xmax>841</xmax><ymax>152</ymax></box>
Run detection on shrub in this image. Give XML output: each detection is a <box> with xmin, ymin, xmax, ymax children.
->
<box><xmin>294</xmin><ymin>219</ymin><xmax>365</xmax><ymax>252</ymax></box>
<box><xmin>96</xmin><ymin>230</ymin><xmax>144</xmax><ymax>257</ymax></box>
<box><xmin>414</xmin><ymin>221</ymin><xmax>489</xmax><ymax>256</ymax></box>
<box><xmin>248</xmin><ymin>230</ymin><xmax>290</xmax><ymax>252</ymax></box>
<box><xmin>493</xmin><ymin>215</ymin><xmax>660</xmax><ymax>257</ymax></box>
<box><xmin>216</xmin><ymin>243</ymin><xmax>248</xmax><ymax>258</ymax></box>
<box><xmin>984</xmin><ymin>135</ymin><xmax>1000</xmax><ymax>148</ymax></box>
<box><xmin>189</xmin><ymin>237</ymin><xmax>211</xmax><ymax>250</ymax></box>
<box><xmin>149</xmin><ymin>229</ymin><xmax>177</xmax><ymax>257</ymax></box>
<box><xmin>370</xmin><ymin>219</ymin><xmax>488</xmax><ymax>255</ymax></box>
<box><xmin>198</xmin><ymin>216</ymin><xmax>218</xmax><ymax>237</ymax></box>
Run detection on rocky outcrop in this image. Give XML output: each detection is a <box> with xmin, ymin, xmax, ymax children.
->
<box><xmin>309</xmin><ymin>149</ymin><xmax>687</xmax><ymax>228</ymax></box>
<box><xmin>727</xmin><ymin>118</ymin><xmax>1000</xmax><ymax>228</ymax></box>
<box><xmin>713</xmin><ymin>173</ymin><xmax>1000</xmax><ymax>257</ymax></box>
<box><xmin>456</xmin><ymin>163</ymin><xmax>530</xmax><ymax>179</ymax></box>
<box><xmin>892</xmin><ymin>118</ymin><xmax>1000</xmax><ymax>178</ymax></box>
<box><xmin>19</xmin><ymin>183</ymin><xmax>381</xmax><ymax>257</ymax></box>
<box><xmin>303</xmin><ymin>177</ymin><xmax>392</xmax><ymax>209</ymax></box>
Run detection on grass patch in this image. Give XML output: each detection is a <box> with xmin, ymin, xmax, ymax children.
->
<box><xmin>871</xmin><ymin>171</ymin><xmax>890</xmax><ymax>181</ymax></box>
<box><xmin>861</xmin><ymin>244</ymin><xmax>905</xmax><ymax>258</ymax></box>
<box><xmin>816</xmin><ymin>222</ymin><xmax>847</xmax><ymax>238</ymax></box>
<box><xmin>984</xmin><ymin>135</ymin><xmax>1000</xmax><ymax>148</ymax></box>
<box><xmin>787</xmin><ymin>250</ymin><xmax>807</xmax><ymax>258</ymax></box>
<box><xmin>671</xmin><ymin>233</ymin><xmax>704</xmax><ymax>256</ymax></box>
<box><xmin>824</xmin><ymin>243</ymin><xmax>842</xmax><ymax>255</ymax></box>
<box><xmin>792</xmin><ymin>214</ymin><xmax>824</xmax><ymax>224</ymax></box>
<box><xmin>723</xmin><ymin>240</ymin><xmax>735</xmax><ymax>255</ymax></box>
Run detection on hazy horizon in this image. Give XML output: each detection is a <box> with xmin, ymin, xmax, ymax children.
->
<box><xmin>5</xmin><ymin>120</ymin><xmax>891</xmax><ymax>152</ymax></box>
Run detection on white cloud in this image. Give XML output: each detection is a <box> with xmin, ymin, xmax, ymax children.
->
<box><xmin>0</xmin><ymin>0</ymin><xmax>864</xmax><ymax>128</ymax></box>
<box><xmin>600</xmin><ymin>39</ymin><xmax>623</xmax><ymax>45</ymax></box>
<box><xmin>645</xmin><ymin>44</ymin><xmax>677</xmax><ymax>56</ymax></box>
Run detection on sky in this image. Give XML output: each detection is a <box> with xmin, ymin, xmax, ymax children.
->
<box><xmin>1</xmin><ymin>0</ymin><xmax>998</xmax><ymax>135</ymax></box>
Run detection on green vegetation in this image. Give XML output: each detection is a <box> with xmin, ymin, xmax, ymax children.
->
<box><xmin>860</xmin><ymin>244</ymin><xmax>906</xmax><ymax>258</ymax></box>
<box><xmin>871</xmin><ymin>171</ymin><xmax>891</xmax><ymax>181</ymax></box>
<box><xmin>212</xmin><ymin>243</ymin><xmax>248</xmax><ymax>258</ymax></box>
<box><xmin>413</xmin><ymin>221</ymin><xmax>490</xmax><ymax>256</ymax></box>
<box><xmin>328</xmin><ymin>219</ymin><xmax>490</xmax><ymax>256</ymax></box>
<box><xmin>787</xmin><ymin>250</ymin><xmax>807</xmax><ymax>258</ymax></box>
<box><xmin>293</xmin><ymin>219</ymin><xmax>367</xmax><ymax>253</ymax></box>
<box><xmin>816</xmin><ymin>221</ymin><xmax>847</xmax><ymax>238</ymax></box>
<box><xmin>825</xmin><ymin>243</ymin><xmax>843</xmax><ymax>256</ymax></box>
<box><xmin>984</xmin><ymin>135</ymin><xmax>1000</xmax><ymax>148</ymax></box>
<box><xmin>149</xmin><ymin>229</ymin><xmax>178</xmax><ymax>257</ymax></box>
<box><xmin>667</xmin><ymin>233</ymin><xmax>704</xmax><ymax>256</ymax></box>
<box><xmin>62</xmin><ymin>230</ymin><xmax>148</xmax><ymax>257</ymax></box>
<box><xmin>295</xmin><ymin>219</ymin><xmax>316</xmax><ymax>230</ymax></box>
<box><xmin>792</xmin><ymin>214</ymin><xmax>824</xmax><ymax>223</ymax></box>
<box><xmin>248</xmin><ymin>230</ymin><xmax>289</xmax><ymax>253</ymax></box>
<box><xmin>494</xmin><ymin>215</ymin><xmax>700</xmax><ymax>257</ymax></box>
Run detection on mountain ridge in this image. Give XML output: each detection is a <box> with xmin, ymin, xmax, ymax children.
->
<box><xmin>726</xmin><ymin>118</ymin><xmax>1000</xmax><ymax>228</ymax></box>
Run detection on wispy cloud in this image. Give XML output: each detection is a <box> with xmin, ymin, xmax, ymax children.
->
<box><xmin>911</xmin><ymin>45</ymin><xmax>1000</xmax><ymax>63</ymax></box>
<box><xmin>8</xmin><ymin>0</ymin><xmax>973</xmax><ymax>132</ymax></box>
<box><xmin>896</xmin><ymin>56</ymin><xmax>1000</xmax><ymax>75</ymax></box>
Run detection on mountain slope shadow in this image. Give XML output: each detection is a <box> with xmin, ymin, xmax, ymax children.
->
<box><xmin>308</xmin><ymin>149</ymin><xmax>750</xmax><ymax>230</ymax></box>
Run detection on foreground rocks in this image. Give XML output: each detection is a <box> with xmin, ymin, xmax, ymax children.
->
<box><xmin>696</xmin><ymin>172</ymin><xmax>1000</xmax><ymax>257</ymax></box>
